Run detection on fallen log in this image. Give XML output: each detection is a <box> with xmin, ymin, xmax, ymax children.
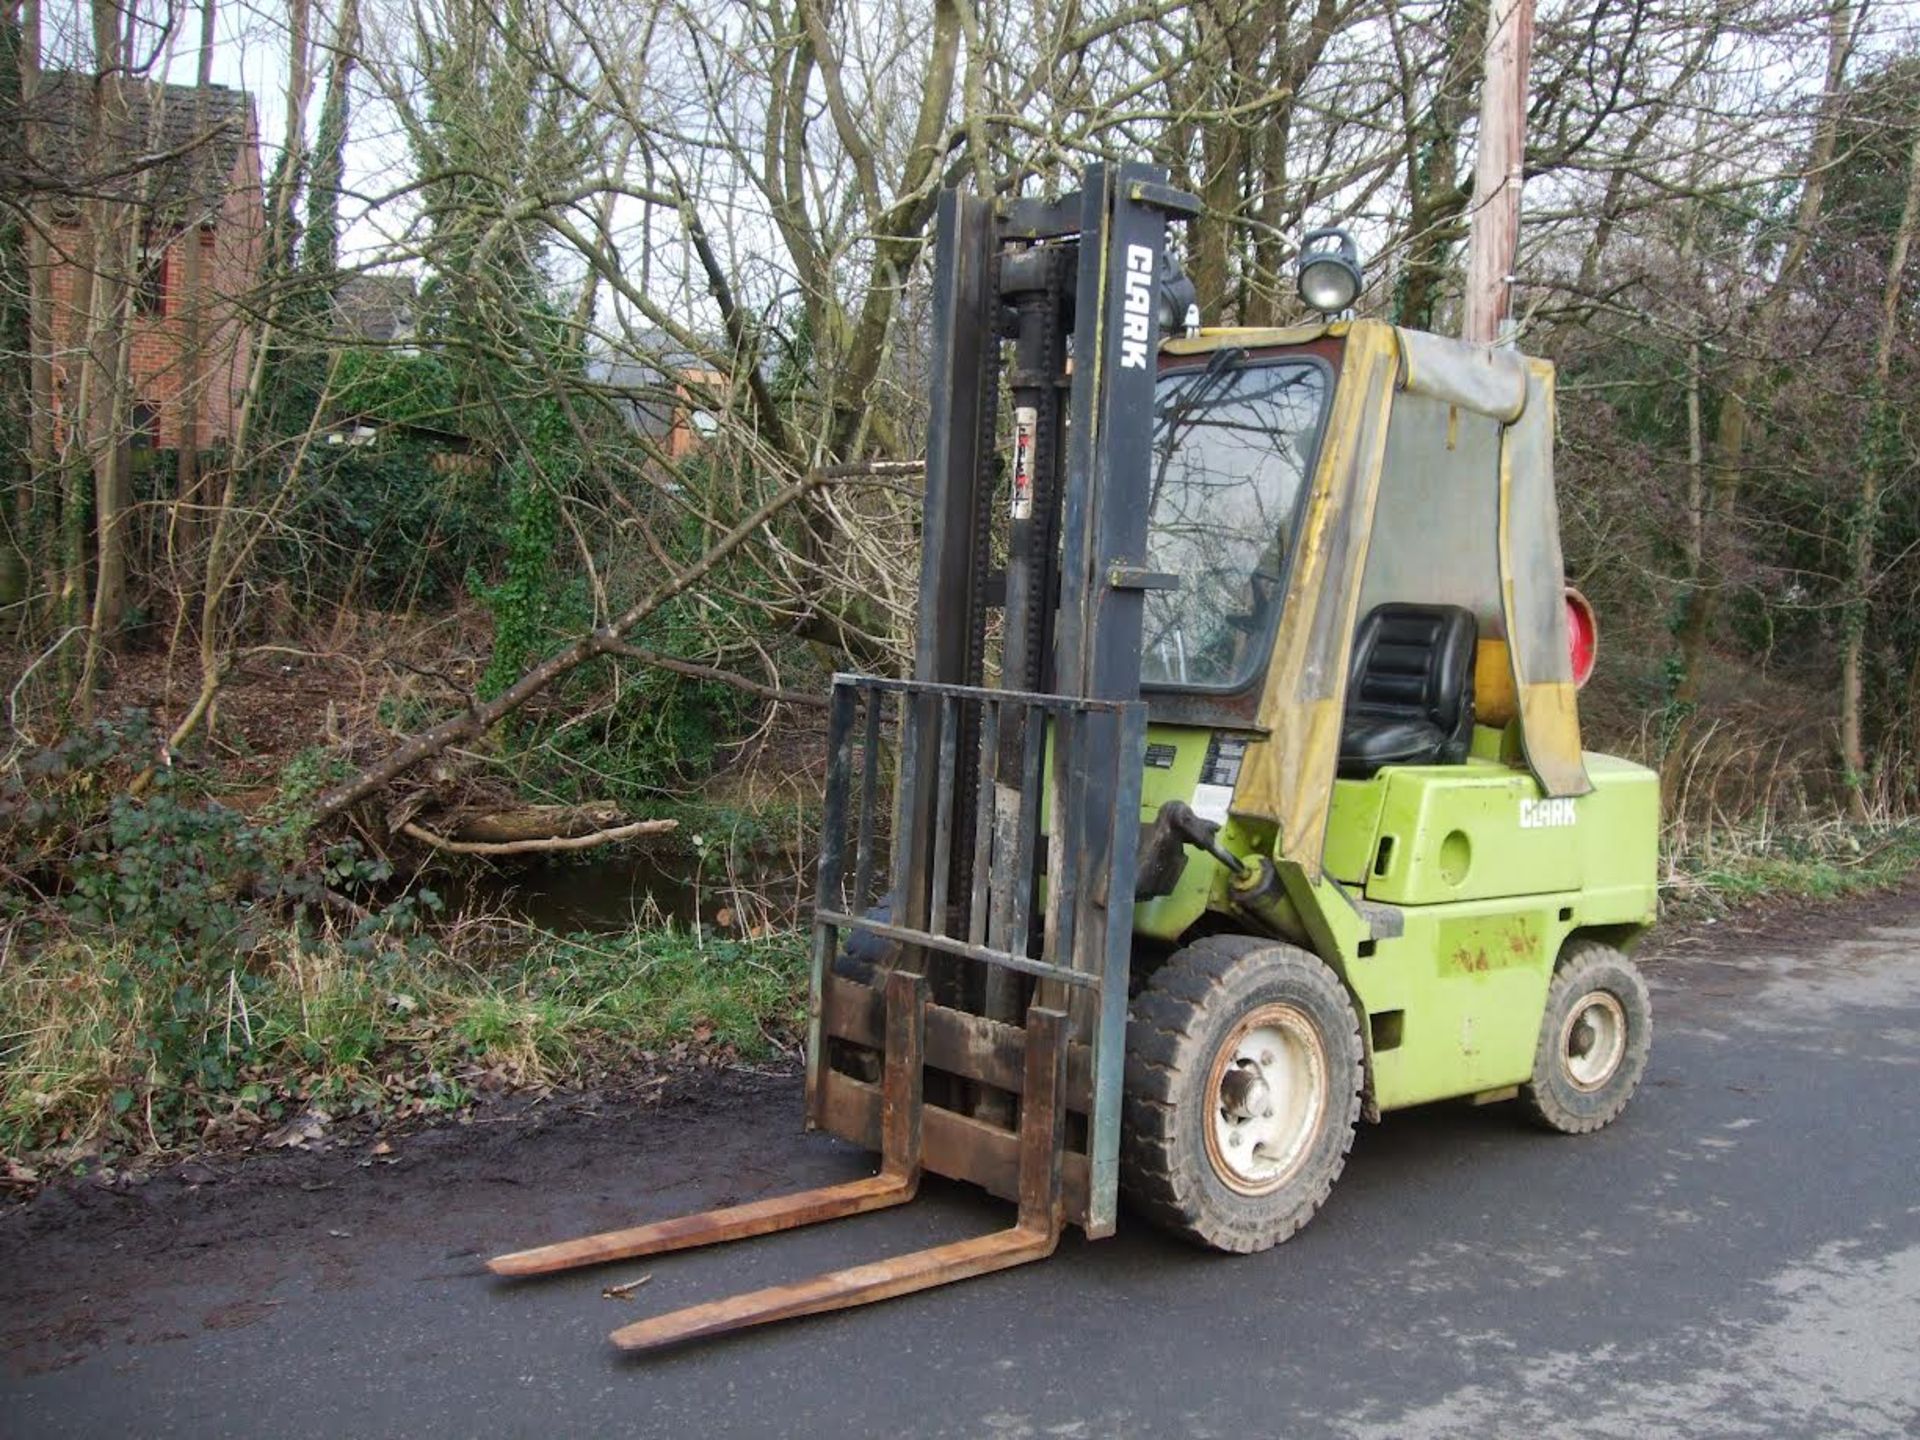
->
<box><xmin>447</xmin><ymin>804</ymin><xmax>627</xmax><ymax>844</ymax></box>
<box><xmin>311</xmin><ymin>463</ymin><xmax>901</xmax><ymax>826</ymax></box>
<box><xmin>400</xmin><ymin>817</ymin><xmax>678</xmax><ymax>857</ymax></box>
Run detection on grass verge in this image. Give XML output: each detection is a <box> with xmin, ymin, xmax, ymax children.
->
<box><xmin>1661</xmin><ymin>818</ymin><xmax>1920</xmax><ymax>918</ymax></box>
<box><xmin>7</xmin><ymin>731</ymin><xmax>1919</xmax><ymax>1178</ymax></box>
<box><xmin>0</xmin><ymin>920</ymin><xmax>806</xmax><ymax>1173</ymax></box>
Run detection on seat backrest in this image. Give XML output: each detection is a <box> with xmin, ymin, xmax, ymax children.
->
<box><xmin>1347</xmin><ymin>603</ymin><xmax>1477</xmax><ymax>736</ymax></box>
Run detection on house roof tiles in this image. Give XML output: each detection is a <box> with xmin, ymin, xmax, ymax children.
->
<box><xmin>8</xmin><ymin>74</ymin><xmax>252</xmax><ymax>221</ymax></box>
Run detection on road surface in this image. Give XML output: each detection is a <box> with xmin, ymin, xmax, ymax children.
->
<box><xmin>5</xmin><ymin>889</ymin><xmax>1918</xmax><ymax>1437</ymax></box>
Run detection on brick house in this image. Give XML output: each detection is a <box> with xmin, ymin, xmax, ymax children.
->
<box><xmin>34</xmin><ymin>77</ymin><xmax>265</xmax><ymax>452</ymax></box>
<box><xmin>589</xmin><ymin>337</ymin><xmax>728</xmax><ymax>461</ymax></box>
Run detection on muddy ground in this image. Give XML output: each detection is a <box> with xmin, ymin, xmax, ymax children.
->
<box><xmin>0</xmin><ymin>1057</ymin><xmax>796</xmax><ymax>1371</ymax></box>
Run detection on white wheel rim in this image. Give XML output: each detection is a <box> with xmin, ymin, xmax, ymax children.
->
<box><xmin>1560</xmin><ymin>990</ymin><xmax>1627</xmax><ymax>1091</ymax></box>
<box><xmin>1204</xmin><ymin>1004</ymin><xmax>1327</xmax><ymax>1196</ymax></box>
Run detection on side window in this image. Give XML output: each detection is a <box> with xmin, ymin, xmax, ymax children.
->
<box><xmin>129</xmin><ymin>399</ymin><xmax>160</xmax><ymax>450</ymax></box>
<box><xmin>135</xmin><ymin>232</ymin><xmax>167</xmax><ymax>316</ymax></box>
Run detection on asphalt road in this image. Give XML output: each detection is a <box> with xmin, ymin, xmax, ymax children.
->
<box><xmin>5</xmin><ymin>892</ymin><xmax>1919</xmax><ymax>1438</ymax></box>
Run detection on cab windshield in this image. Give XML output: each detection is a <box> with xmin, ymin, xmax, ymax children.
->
<box><xmin>1140</xmin><ymin>358</ymin><xmax>1329</xmax><ymax>689</ymax></box>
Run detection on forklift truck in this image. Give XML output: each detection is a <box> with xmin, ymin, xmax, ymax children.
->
<box><xmin>489</xmin><ymin>163</ymin><xmax>1659</xmax><ymax>1349</ymax></box>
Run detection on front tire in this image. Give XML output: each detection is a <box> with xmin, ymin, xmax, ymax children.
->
<box><xmin>1121</xmin><ymin>935</ymin><xmax>1364</xmax><ymax>1253</ymax></box>
<box><xmin>1521</xmin><ymin>938</ymin><xmax>1652</xmax><ymax>1134</ymax></box>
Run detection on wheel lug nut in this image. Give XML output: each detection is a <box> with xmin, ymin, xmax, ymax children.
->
<box><xmin>1260</xmin><ymin>1050</ymin><xmax>1274</xmax><ymax>1066</ymax></box>
<box><xmin>1228</xmin><ymin>1132</ymin><xmax>1242</xmax><ymax>1148</ymax></box>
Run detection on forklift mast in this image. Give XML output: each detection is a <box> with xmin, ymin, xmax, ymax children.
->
<box><xmin>896</xmin><ymin>163</ymin><xmax>1199</xmax><ymax>1028</ymax></box>
<box><xmin>807</xmin><ymin>161</ymin><xmax>1200</xmax><ymax>1227</ymax></box>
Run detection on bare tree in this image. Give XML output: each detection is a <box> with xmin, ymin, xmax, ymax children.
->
<box><xmin>1669</xmin><ymin>0</ymin><xmax>1861</xmax><ymax>706</ymax></box>
<box><xmin>1839</xmin><ymin>103</ymin><xmax>1920</xmax><ymax>814</ymax></box>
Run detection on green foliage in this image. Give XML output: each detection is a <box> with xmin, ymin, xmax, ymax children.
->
<box><xmin>270</xmin><ymin>746</ymin><xmax>356</xmax><ymax>840</ymax></box>
<box><xmin>511</xmin><ymin>658</ymin><xmax>746</xmax><ymax>807</ymax></box>
<box><xmin>767</xmin><ymin>302</ymin><xmax>820</xmax><ymax>424</ymax></box>
<box><xmin>302</xmin><ymin>434</ymin><xmax>498</xmax><ymax>605</ymax></box>
<box><xmin>463</xmin><ymin>409</ymin><xmax>758</xmax><ymax>796</ymax></box>
<box><xmin>507</xmin><ymin>926</ymin><xmax>806</xmax><ymax>1055</ymax></box>
<box><xmin>2</xmin><ymin>710</ymin><xmax>161</xmax><ymax>885</ymax></box>
<box><xmin>472</xmin><ymin>461</ymin><xmax>576</xmax><ymax>699</ymax></box>
<box><xmin>65</xmin><ymin>785</ymin><xmax>278</xmax><ymax>942</ymax></box>
<box><xmin>331</xmin><ymin>346</ymin><xmax>461</xmax><ymax>427</ymax></box>
<box><xmin>300</xmin><ymin>42</ymin><xmax>352</xmax><ymax>286</ymax></box>
<box><xmin>0</xmin><ymin>710</ymin><xmax>811</xmax><ymax>1162</ymax></box>
<box><xmin>50</xmin><ymin>789</ymin><xmax>431</xmax><ymax>1129</ymax></box>
<box><xmin>278</xmin><ymin>349</ymin><xmax>496</xmax><ymax>604</ymax></box>
<box><xmin>0</xmin><ymin>714</ymin><xmax>448</xmax><ymax>1150</ymax></box>
<box><xmin>509</xmin><ymin>555</ymin><xmax>755</xmax><ymax>804</ymax></box>
<box><xmin>1</xmin><ymin>886</ymin><xmax>805</xmax><ymax>1162</ymax></box>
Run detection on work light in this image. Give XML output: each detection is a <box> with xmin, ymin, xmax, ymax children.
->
<box><xmin>1158</xmin><ymin>262</ymin><xmax>1200</xmax><ymax>336</ymax></box>
<box><xmin>1297</xmin><ymin>227</ymin><xmax>1362</xmax><ymax>315</ymax></box>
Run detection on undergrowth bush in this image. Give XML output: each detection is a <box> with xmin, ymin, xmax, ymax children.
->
<box><xmin>7</xmin><ymin>701</ymin><xmax>1918</xmax><ymax>1172</ymax></box>
<box><xmin>1</xmin><ymin>714</ymin><xmax>434</xmax><ymax>1156</ymax></box>
<box><xmin>0</xmin><ymin>713</ymin><xmax>808</xmax><ymax>1165</ymax></box>
<box><xmin>1661</xmin><ymin>816</ymin><xmax>1920</xmax><ymax>915</ymax></box>
<box><xmin>288</xmin><ymin>347</ymin><xmax>498</xmax><ymax>606</ymax></box>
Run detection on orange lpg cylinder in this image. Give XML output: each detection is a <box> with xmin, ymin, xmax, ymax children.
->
<box><xmin>1473</xmin><ymin>588</ymin><xmax>1597</xmax><ymax>728</ymax></box>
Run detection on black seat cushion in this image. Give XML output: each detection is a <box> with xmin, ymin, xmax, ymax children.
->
<box><xmin>1338</xmin><ymin>603</ymin><xmax>1478</xmax><ymax>779</ymax></box>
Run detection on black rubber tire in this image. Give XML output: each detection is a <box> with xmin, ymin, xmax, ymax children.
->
<box><xmin>1520</xmin><ymin>938</ymin><xmax>1652</xmax><ymax>1135</ymax></box>
<box><xmin>830</xmin><ymin>901</ymin><xmax>894</xmax><ymax>985</ymax></box>
<box><xmin>1121</xmin><ymin>934</ymin><xmax>1365</xmax><ymax>1253</ymax></box>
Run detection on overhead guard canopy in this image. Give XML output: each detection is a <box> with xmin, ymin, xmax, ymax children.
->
<box><xmin>1226</xmin><ymin>322</ymin><xmax>1589</xmax><ymax>877</ymax></box>
<box><xmin>1166</xmin><ymin>324</ymin><xmax>1527</xmax><ymax>423</ymax></box>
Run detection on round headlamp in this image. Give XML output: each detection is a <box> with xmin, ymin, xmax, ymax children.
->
<box><xmin>1297</xmin><ymin>227</ymin><xmax>1362</xmax><ymax>315</ymax></box>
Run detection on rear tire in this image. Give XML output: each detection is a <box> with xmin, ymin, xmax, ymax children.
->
<box><xmin>1121</xmin><ymin>935</ymin><xmax>1364</xmax><ymax>1253</ymax></box>
<box><xmin>1521</xmin><ymin>939</ymin><xmax>1652</xmax><ymax>1134</ymax></box>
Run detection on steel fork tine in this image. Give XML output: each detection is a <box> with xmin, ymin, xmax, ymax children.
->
<box><xmin>608</xmin><ymin>1224</ymin><xmax>1056</xmax><ymax>1351</ymax></box>
<box><xmin>489</xmin><ymin>973</ymin><xmax>927</xmax><ymax>1279</ymax></box>
<box><xmin>487</xmin><ymin>1174</ymin><xmax>918</xmax><ymax>1278</ymax></box>
<box><xmin>607</xmin><ymin>1004</ymin><xmax>1070</xmax><ymax>1351</ymax></box>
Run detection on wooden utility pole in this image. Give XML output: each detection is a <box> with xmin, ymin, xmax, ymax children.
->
<box><xmin>1462</xmin><ymin>0</ymin><xmax>1534</xmax><ymax>345</ymax></box>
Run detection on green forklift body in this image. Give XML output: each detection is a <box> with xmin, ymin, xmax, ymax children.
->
<box><xmin>1128</xmin><ymin>319</ymin><xmax>1659</xmax><ymax>1116</ymax></box>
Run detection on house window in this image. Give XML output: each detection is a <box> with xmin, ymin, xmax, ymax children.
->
<box><xmin>135</xmin><ymin>232</ymin><xmax>167</xmax><ymax>316</ymax></box>
<box><xmin>129</xmin><ymin>400</ymin><xmax>160</xmax><ymax>450</ymax></box>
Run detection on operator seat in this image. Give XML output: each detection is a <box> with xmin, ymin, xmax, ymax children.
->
<box><xmin>1337</xmin><ymin>603</ymin><xmax>1478</xmax><ymax>778</ymax></box>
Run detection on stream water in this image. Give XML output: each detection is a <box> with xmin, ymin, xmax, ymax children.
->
<box><xmin>436</xmin><ymin>844</ymin><xmax>810</xmax><ymax>936</ymax></box>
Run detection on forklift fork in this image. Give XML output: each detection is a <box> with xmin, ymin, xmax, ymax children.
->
<box><xmin>489</xmin><ymin>972</ymin><xmax>1072</xmax><ymax>1352</ymax></box>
